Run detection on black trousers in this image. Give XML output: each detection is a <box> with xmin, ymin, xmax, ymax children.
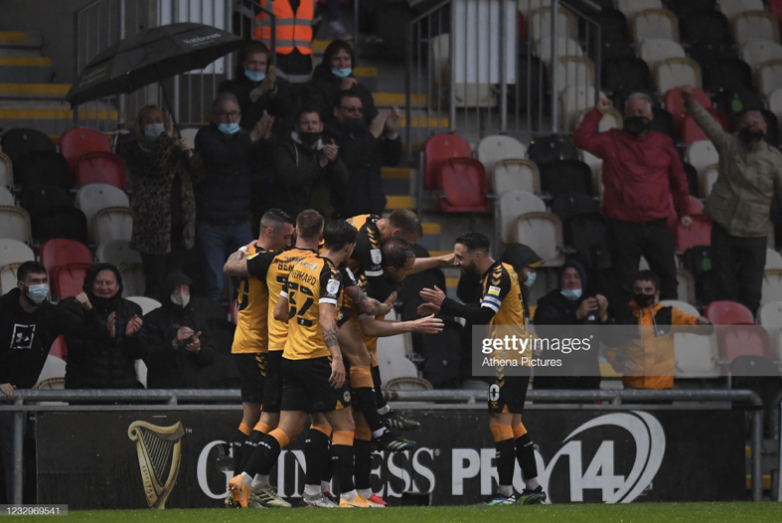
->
<box><xmin>710</xmin><ymin>223</ymin><xmax>767</xmax><ymax>315</ymax></box>
<box><xmin>606</xmin><ymin>218</ymin><xmax>679</xmax><ymax>303</ymax></box>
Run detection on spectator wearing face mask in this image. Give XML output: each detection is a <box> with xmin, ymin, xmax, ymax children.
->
<box><xmin>0</xmin><ymin>262</ymin><xmax>99</xmax><ymax>502</ymax></box>
<box><xmin>274</xmin><ymin>105</ymin><xmax>349</xmax><ymax>221</ymax></box>
<box><xmin>217</xmin><ymin>42</ymin><xmax>295</xmax><ymax>134</ymax></box>
<box><xmin>323</xmin><ymin>91</ymin><xmax>402</xmax><ymax>218</ymax></box>
<box><xmin>123</xmin><ymin>105</ymin><xmax>198</xmax><ymax>302</ymax></box>
<box><xmin>605</xmin><ymin>271</ymin><xmax>711</xmax><ymax>390</ymax></box>
<box><xmin>306</xmin><ymin>39</ymin><xmax>379</xmax><ymax>125</ymax></box>
<box><xmin>574</xmin><ymin>93</ymin><xmax>692</xmax><ymax>305</ymax></box>
<box><xmin>499</xmin><ymin>243</ymin><xmax>545</xmax><ymax>313</ymax></box>
<box><xmin>142</xmin><ymin>272</ymin><xmax>215</xmax><ymax>389</ymax></box>
<box><xmin>681</xmin><ymin>85</ymin><xmax>782</xmax><ymax>315</ymax></box>
<box><xmin>195</xmin><ymin>92</ymin><xmax>276</xmax><ymax>302</ymax></box>
<box><xmin>533</xmin><ymin>260</ymin><xmax>607</xmax><ymax>389</ymax></box>
<box><xmin>60</xmin><ymin>264</ymin><xmax>147</xmax><ymax>389</ymax></box>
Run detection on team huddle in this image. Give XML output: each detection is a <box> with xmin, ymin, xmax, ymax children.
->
<box><xmin>223</xmin><ymin>208</ymin><xmax>545</xmax><ymax>508</ymax></box>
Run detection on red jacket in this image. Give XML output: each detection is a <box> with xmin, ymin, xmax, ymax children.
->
<box><xmin>573</xmin><ymin>109</ymin><xmax>690</xmax><ymax>223</ymax></box>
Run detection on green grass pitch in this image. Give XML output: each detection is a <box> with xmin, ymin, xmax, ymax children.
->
<box><xmin>13</xmin><ymin>503</ymin><xmax>782</xmax><ymax>523</ymax></box>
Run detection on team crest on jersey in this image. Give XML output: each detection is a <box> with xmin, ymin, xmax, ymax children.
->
<box><xmin>343</xmin><ymin>391</ymin><xmax>351</xmax><ymax>403</ymax></box>
<box><xmin>327</xmin><ymin>279</ymin><xmax>340</xmax><ymax>295</ymax></box>
<box><xmin>371</xmin><ymin>249</ymin><xmax>382</xmax><ymax>265</ymax></box>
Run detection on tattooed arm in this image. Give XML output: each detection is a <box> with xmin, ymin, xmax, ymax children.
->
<box><xmin>345</xmin><ymin>286</ymin><xmax>396</xmax><ymax>317</ymax></box>
<box><xmin>223</xmin><ymin>243</ymin><xmax>255</xmax><ymax>277</ymax></box>
<box><xmin>320</xmin><ymin>303</ymin><xmax>345</xmax><ymax>388</ymax></box>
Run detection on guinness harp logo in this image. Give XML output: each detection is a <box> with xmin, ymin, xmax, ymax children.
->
<box><xmin>128</xmin><ymin>421</ymin><xmax>185</xmax><ymax>509</ymax></box>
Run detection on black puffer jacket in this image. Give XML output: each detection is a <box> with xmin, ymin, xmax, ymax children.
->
<box><xmin>307</xmin><ymin>64</ymin><xmax>379</xmax><ymax>125</ymax></box>
<box><xmin>194</xmin><ymin>124</ymin><xmax>275</xmax><ymax>225</ymax></box>
<box><xmin>142</xmin><ymin>272</ymin><xmax>215</xmax><ymax>388</ymax></box>
<box><xmin>61</xmin><ymin>264</ymin><xmax>146</xmax><ymax>389</ymax></box>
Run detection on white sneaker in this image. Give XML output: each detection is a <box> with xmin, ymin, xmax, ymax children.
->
<box><xmin>302</xmin><ymin>493</ymin><xmax>339</xmax><ymax>508</ymax></box>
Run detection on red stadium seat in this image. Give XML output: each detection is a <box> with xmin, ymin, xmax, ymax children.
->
<box><xmin>73</xmin><ymin>152</ymin><xmax>127</xmax><ymax>189</ymax></box>
<box><xmin>59</xmin><ymin>127</ymin><xmax>111</xmax><ymax>176</ymax></box>
<box><xmin>52</xmin><ymin>263</ymin><xmax>92</xmax><ymax>300</ymax></box>
<box><xmin>423</xmin><ymin>133</ymin><xmax>473</xmax><ymax>189</ymax></box>
<box><xmin>674</xmin><ymin>214</ymin><xmax>712</xmax><ymax>252</ymax></box>
<box><xmin>704</xmin><ymin>300</ymin><xmax>755</xmax><ymax>325</ymax></box>
<box><xmin>687</xmin><ymin>195</ymin><xmax>704</xmax><ymax>215</ymax></box>
<box><xmin>681</xmin><ymin>110</ymin><xmax>728</xmax><ymax>144</ymax></box>
<box><xmin>663</xmin><ymin>87</ymin><xmax>711</xmax><ymax>136</ymax></box>
<box><xmin>717</xmin><ymin>325</ymin><xmax>772</xmax><ymax>362</ymax></box>
<box><xmin>436</xmin><ymin>158</ymin><xmax>490</xmax><ymax>213</ymax></box>
<box><xmin>39</xmin><ymin>239</ymin><xmax>93</xmax><ymax>300</ymax></box>
<box><xmin>49</xmin><ymin>335</ymin><xmax>68</xmax><ymax>361</ymax></box>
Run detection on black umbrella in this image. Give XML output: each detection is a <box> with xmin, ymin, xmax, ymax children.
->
<box><xmin>66</xmin><ymin>22</ymin><xmax>245</xmax><ymax>107</ymax></box>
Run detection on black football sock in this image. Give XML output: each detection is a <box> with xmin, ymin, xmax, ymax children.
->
<box><xmin>304</xmin><ymin>426</ymin><xmax>332</xmax><ymax>487</ymax></box>
<box><xmin>516</xmin><ymin>433</ymin><xmax>539</xmax><ymax>487</ymax></box>
<box><xmin>352</xmin><ymin>387</ymin><xmax>386</xmax><ymax>434</ymax></box>
<box><xmin>371</xmin><ymin>365</ymin><xmax>388</xmax><ymax>410</ymax></box>
<box><xmin>244</xmin><ymin>433</ymin><xmax>282</xmax><ymax>477</ymax></box>
<box><xmin>354</xmin><ymin>439</ymin><xmax>373</xmax><ymax>491</ymax></box>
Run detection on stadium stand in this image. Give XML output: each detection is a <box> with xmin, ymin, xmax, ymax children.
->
<box><xmin>59</xmin><ymin>127</ymin><xmax>112</xmax><ymax>176</ymax></box>
<box><xmin>0</xmin><ymin>238</ymin><xmax>34</xmax><ymax>294</ymax></box>
<box><xmin>39</xmin><ymin>239</ymin><xmax>93</xmax><ymax>300</ymax></box>
<box><xmin>0</xmin><ymin>153</ymin><xmax>12</xmax><ymax>189</ymax></box>
<box><xmin>476</xmin><ymin>135</ymin><xmax>527</xmax><ymax>177</ymax></box>
<box><xmin>422</xmin><ymin>133</ymin><xmax>473</xmax><ymax>190</ymax></box>
<box><xmin>72</xmin><ymin>152</ymin><xmax>127</xmax><ymax>189</ymax></box>
<box><xmin>436</xmin><ymin>158</ymin><xmax>491</xmax><ymax>213</ymax></box>
<box><xmin>491</xmin><ymin>159</ymin><xmax>541</xmax><ymax>195</ymax></box>
<box><xmin>14</xmin><ymin>151</ymin><xmax>70</xmax><ymax>190</ymax></box>
<box><xmin>705</xmin><ymin>300</ymin><xmax>756</xmax><ymax>325</ymax></box>
<box><xmin>75</xmin><ymin>183</ymin><xmax>130</xmax><ymax>241</ymax></box>
<box><xmin>0</xmin><ymin>128</ymin><xmax>55</xmax><ymax>168</ymax></box>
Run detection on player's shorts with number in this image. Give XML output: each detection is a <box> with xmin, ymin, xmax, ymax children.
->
<box><xmin>488</xmin><ymin>367</ymin><xmax>531</xmax><ymax>414</ymax></box>
<box><xmin>280</xmin><ymin>356</ymin><xmax>353</xmax><ymax>413</ymax></box>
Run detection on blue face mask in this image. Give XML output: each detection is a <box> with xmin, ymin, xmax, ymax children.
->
<box><xmin>144</xmin><ymin>122</ymin><xmax>165</xmax><ymax>141</ymax></box>
<box><xmin>218</xmin><ymin>122</ymin><xmax>241</xmax><ymax>135</ymax></box>
<box><xmin>561</xmin><ymin>288</ymin><xmax>583</xmax><ymax>301</ymax></box>
<box><xmin>524</xmin><ymin>270</ymin><xmax>537</xmax><ymax>288</ymax></box>
<box><xmin>25</xmin><ymin>283</ymin><xmax>49</xmax><ymax>303</ymax></box>
<box><xmin>332</xmin><ymin>67</ymin><xmax>352</xmax><ymax>78</ymax></box>
<box><xmin>245</xmin><ymin>68</ymin><xmax>266</xmax><ymax>83</ymax></box>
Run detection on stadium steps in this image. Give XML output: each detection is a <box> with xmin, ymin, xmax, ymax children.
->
<box><xmin>0</xmin><ymin>56</ymin><xmax>53</xmax><ymax>83</ymax></box>
<box><xmin>0</xmin><ymin>31</ymin><xmax>43</xmax><ymax>58</ymax></box>
<box><xmin>0</xmin><ymin>100</ymin><xmax>117</xmax><ymax>135</ymax></box>
<box><xmin>0</xmin><ymin>83</ymin><xmax>71</xmax><ymax>100</ymax></box>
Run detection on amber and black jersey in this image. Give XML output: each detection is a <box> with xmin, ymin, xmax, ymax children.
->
<box><xmin>266</xmin><ymin>247</ymin><xmax>319</xmax><ymax>352</ymax></box>
<box><xmin>283</xmin><ymin>256</ymin><xmax>343</xmax><ymax>360</ymax></box>
<box><xmin>480</xmin><ymin>261</ymin><xmax>530</xmax><ymax>366</ymax></box>
<box><xmin>232</xmin><ymin>245</ymin><xmax>278</xmax><ymax>354</ymax></box>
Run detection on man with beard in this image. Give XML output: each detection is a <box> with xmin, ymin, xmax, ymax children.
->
<box><xmin>681</xmin><ymin>84</ymin><xmax>782</xmax><ymax>315</ymax></box>
<box><xmin>574</xmin><ymin>93</ymin><xmax>692</xmax><ymax>305</ymax></box>
<box><xmin>323</xmin><ymin>91</ymin><xmax>402</xmax><ymax>217</ymax></box>
<box><xmin>274</xmin><ymin>105</ymin><xmax>350</xmax><ymax>221</ymax></box>
<box><xmin>418</xmin><ymin>232</ymin><xmax>545</xmax><ymax>506</ymax></box>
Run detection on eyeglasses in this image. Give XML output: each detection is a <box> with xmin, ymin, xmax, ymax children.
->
<box><xmin>339</xmin><ymin>106</ymin><xmax>363</xmax><ymax>115</ymax></box>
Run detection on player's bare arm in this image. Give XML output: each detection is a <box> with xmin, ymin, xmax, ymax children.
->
<box><xmin>359</xmin><ymin>314</ymin><xmax>444</xmax><ymax>337</ymax></box>
<box><xmin>346</xmin><ymin>285</ymin><xmax>393</xmax><ymax>316</ymax></box>
<box><xmin>320</xmin><ymin>303</ymin><xmax>345</xmax><ymax>388</ymax></box>
<box><xmin>274</xmin><ymin>294</ymin><xmax>289</xmax><ymax>322</ymax></box>
<box><xmin>412</xmin><ymin>252</ymin><xmax>455</xmax><ymax>273</ymax></box>
<box><xmin>223</xmin><ymin>244</ymin><xmax>254</xmax><ymax>277</ymax></box>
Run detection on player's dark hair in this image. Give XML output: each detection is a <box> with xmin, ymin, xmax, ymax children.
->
<box><xmin>261</xmin><ymin>208</ymin><xmax>294</xmax><ymax>231</ymax></box>
<box><xmin>211</xmin><ymin>91</ymin><xmax>240</xmax><ymax>115</ymax></box>
<box><xmin>382</xmin><ymin>238</ymin><xmax>414</xmax><ymax>270</ymax></box>
<box><xmin>335</xmin><ymin>90</ymin><xmax>362</xmax><ymax>110</ymax></box>
<box><xmin>323</xmin><ymin>39</ymin><xmax>356</xmax><ymax>70</ymax></box>
<box><xmin>455</xmin><ymin>232</ymin><xmax>490</xmax><ymax>254</ymax></box>
<box><xmin>17</xmin><ymin>261</ymin><xmax>47</xmax><ymax>282</ymax></box>
<box><xmin>296</xmin><ymin>104</ymin><xmax>322</xmax><ymax>123</ymax></box>
<box><xmin>634</xmin><ymin>270</ymin><xmax>660</xmax><ymax>293</ymax></box>
<box><xmin>240</xmin><ymin>41</ymin><xmax>270</xmax><ymax>63</ymax></box>
<box><xmin>324</xmin><ymin>220</ymin><xmax>358</xmax><ymax>251</ymax></box>
<box><xmin>295</xmin><ymin>209</ymin><xmax>325</xmax><ymax>241</ymax></box>
<box><xmin>388</xmin><ymin>209</ymin><xmax>421</xmax><ymax>238</ymax></box>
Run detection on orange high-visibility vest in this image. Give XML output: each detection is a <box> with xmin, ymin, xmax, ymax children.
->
<box><xmin>253</xmin><ymin>0</ymin><xmax>313</xmax><ymax>56</ymax></box>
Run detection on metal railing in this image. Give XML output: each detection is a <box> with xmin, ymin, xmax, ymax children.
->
<box><xmin>3</xmin><ymin>388</ymin><xmax>765</xmax><ymax>504</ymax></box>
<box><xmin>72</xmin><ymin>0</ymin><xmax>275</xmax><ymax>131</ymax></box>
<box><xmin>405</xmin><ymin>0</ymin><xmax>602</xmax><ymax>156</ymax></box>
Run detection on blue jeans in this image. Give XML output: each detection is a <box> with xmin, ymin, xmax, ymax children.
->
<box><xmin>196</xmin><ymin>221</ymin><xmax>254</xmax><ymax>302</ymax></box>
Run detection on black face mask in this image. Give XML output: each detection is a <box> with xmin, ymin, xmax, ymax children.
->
<box><xmin>633</xmin><ymin>293</ymin><xmax>655</xmax><ymax>309</ymax></box>
<box><xmin>739</xmin><ymin>126</ymin><xmax>764</xmax><ymax>147</ymax></box>
<box><xmin>342</xmin><ymin>117</ymin><xmax>367</xmax><ymax>133</ymax></box>
<box><xmin>624</xmin><ymin>116</ymin><xmax>652</xmax><ymax>138</ymax></box>
<box><xmin>298</xmin><ymin>131</ymin><xmax>320</xmax><ymax>147</ymax></box>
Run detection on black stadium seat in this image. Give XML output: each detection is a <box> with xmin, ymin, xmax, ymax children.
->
<box><xmin>527</xmin><ymin>134</ymin><xmax>579</xmax><ymax>166</ymax></box>
<box><xmin>602</xmin><ymin>57</ymin><xmax>650</xmax><ymax>95</ymax></box>
<box><xmin>717</xmin><ymin>88</ymin><xmax>764</xmax><ymax>124</ymax></box>
<box><xmin>667</xmin><ymin>0</ymin><xmax>717</xmax><ymax>20</ymax></box>
<box><xmin>20</xmin><ymin>185</ymin><xmax>72</xmax><ymax>220</ymax></box>
<box><xmin>550</xmin><ymin>192</ymin><xmax>600</xmax><ymax>229</ymax></box>
<box><xmin>0</xmin><ymin>128</ymin><xmax>55</xmax><ymax>169</ymax></box>
<box><xmin>540</xmin><ymin>159</ymin><xmax>593</xmax><ymax>198</ymax></box>
<box><xmin>682</xmin><ymin>163</ymin><xmax>700</xmax><ymax>197</ymax></box>
<box><xmin>600</xmin><ymin>40</ymin><xmax>636</xmax><ymax>62</ymax></box>
<box><xmin>32</xmin><ymin>207</ymin><xmax>89</xmax><ymax>245</ymax></box>
<box><xmin>651</xmin><ymin>107</ymin><xmax>677</xmax><ymax>143</ymax></box>
<box><xmin>680</xmin><ymin>9</ymin><xmax>730</xmax><ymax>46</ymax></box>
<box><xmin>690</xmin><ymin>42</ymin><xmax>738</xmax><ymax>83</ymax></box>
<box><xmin>14</xmin><ymin>151</ymin><xmax>70</xmax><ymax>190</ymax></box>
<box><xmin>594</xmin><ymin>8</ymin><xmax>628</xmax><ymax>42</ymax></box>
<box><xmin>705</xmin><ymin>59</ymin><xmax>753</xmax><ymax>95</ymax></box>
